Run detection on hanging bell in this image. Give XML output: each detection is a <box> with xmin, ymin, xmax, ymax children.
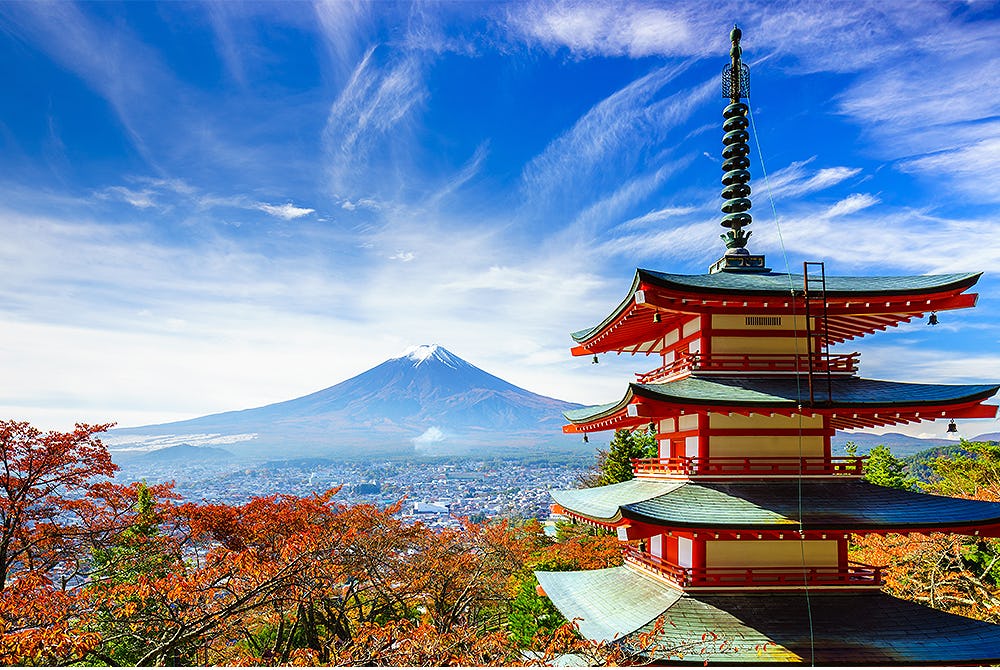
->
<box><xmin>928</xmin><ymin>312</ymin><xmax>939</xmax><ymax>326</ymax></box>
<box><xmin>583</xmin><ymin>433</ymin><xmax>589</xmax><ymax>443</ymax></box>
<box><xmin>592</xmin><ymin>354</ymin><xmax>599</xmax><ymax>364</ymax></box>
<box><xmin>946</xmin><ymin>419</ymin><xmax>958</xmax><ymax>434</ymax></box>
<box><xmin>648</xmin><ymin>421</ymin><xmax>656</xmax><ymax>434</ymax></box>
<box><xmin>653</xmin><ymin>312</ymin><xmax>662</xmax><ymax>323</ymax></box>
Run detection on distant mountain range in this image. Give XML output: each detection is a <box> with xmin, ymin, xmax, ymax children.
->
<box><xmin>831</xmin><ymin>430</ymin><xmax>997</xmax><ymax>456</ymax></box>
<box><xmin>106</xmin><ymin>345</ymin><xmax>584</xmax><ymax>461</ymax></box>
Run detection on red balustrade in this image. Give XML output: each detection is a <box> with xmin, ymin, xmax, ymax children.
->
<box><xmin>631</xmin><ymin>456</ymin><xmax>865</xmax><ymax>478</ymax></box>
<box><xmin>622</xmin><ymin>545</ymin><xmax>883</xmax><ymax>589</ymax></box>
<box><xmin>635</xmin><ymin>352</ymin><xmax>859</xmax><ymax>383</ymax></box>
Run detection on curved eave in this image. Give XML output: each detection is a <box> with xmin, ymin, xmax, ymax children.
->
<box><xmin>619</xmin><ymin>480</ymin><xmax>1000</xmax><ymax>534</ymax></box>
<box><xmin>536</xmin><ymin>566</ymin><xmax>1000</xmax><ymax>664</ymax></box>
<box><xmin>550</xmin><ymin>479</ymin><xmax>682</xmax><ymax>525</ymax></box>
<box><xmin>570</xmin><ymin>269</ymin><xmax>982</xmax><ymax>355</ymax></box>
<box><xmin>563</xmin><ymin>377</ymin><xmax>999</xmax><ymax>433</ymax></box>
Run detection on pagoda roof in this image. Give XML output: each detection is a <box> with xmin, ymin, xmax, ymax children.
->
<box><xmin>552</xmin><ymin>479</ymin><xmax>1000</xmax><ymax>534</ymax></box>
<box><xmin>550</xmin><ymin>479</ymin><xmax>683</xmax><ymax>524</ymax></box>
<box><xmin>571</xmin><ymin>268</ymin><xmax>981</xmax><ymax>354</ymax></box>
<box><xmin>637</xmin><ymin>268</ymin><xmax>981</xmax><ymax>299</ymax></box>
<box><xmin>563</xmin><ymin>376</ymin><xmax>998</xmax><ymax>431</ymax></box>
<box><xmin>536</xmin><ymin>566</ymin><xmax>1000</xmax><ymax>664</ymax></box>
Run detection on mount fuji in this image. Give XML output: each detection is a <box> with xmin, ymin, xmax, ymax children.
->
<box><xmin>105</xmin><ymin>345</ymin><xmax>585</xmax><ymax>461</ymax></box>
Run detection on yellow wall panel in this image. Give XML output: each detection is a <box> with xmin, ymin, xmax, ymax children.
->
<box><xmin>678</xmin><ymin>415</ymin><xmax>699</xmax><ymax>431</ymax></box>
<box><xmin>706</xmin><ymin>540</ymin><xmax>839</xmax><ymax>568</ymax></box>
<box><xmin>709</xmin><ymin>435</ymin><xmax>825</xmax><ymax>457</ymax></box>
<box><xmin>682</xmin><ymin>316</ymin><xmax>701</xmax><ymax>338</ymax></box>
<box><xmin>711</xmin><ymin>336</ymin><xmax>811</xmax><ymax>355</ymax></box>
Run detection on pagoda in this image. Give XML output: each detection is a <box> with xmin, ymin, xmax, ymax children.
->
<box><xmin>536</xmin><ymin>27</ymin><xmax>1000</xmax><ymax>665</ymax></box>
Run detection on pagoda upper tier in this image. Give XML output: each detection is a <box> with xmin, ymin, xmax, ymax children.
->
<box><xmin>571</xmin><ymin>269</ymin><xmax>980</xmax><ymax>355</ymax></box>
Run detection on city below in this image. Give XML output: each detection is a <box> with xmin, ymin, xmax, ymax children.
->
<box><xmin>115</xmin><ymin>454</ymin><xmax>592</xmax><ymax>531</ymax></box>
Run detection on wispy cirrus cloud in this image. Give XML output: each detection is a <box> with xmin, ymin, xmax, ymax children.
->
<box><xmin>322</xmin><ymin>40</ymin><xmax>428</xmax><ymax>198</ymax></box>
<box><xmin>255</xmin><ymin>202</ymin><xmax>316</xmax><ymax>220</ymax></box>
<box><xmin>508</xmin><ymin>2</ymin><xmax>705</xmax><ymax>58</ymax></box>
<box><xmin>763</xmin><ymin>159</ymin><xmax>863</xmax><ymax>200</ymax></box>
<box><xmin>823</xmin><ymin>193</ymin><xmax>880</xmax><ymax>219</ymax></box>
<box><xmin>898</xmin><ymin>137</ymin><xmax>1000</xmax><ymax>204</ymax></box>
<box><xmin>520</xmin><ymin>65</ymin><xmax>709</xmax><ymax>220</ymax></box>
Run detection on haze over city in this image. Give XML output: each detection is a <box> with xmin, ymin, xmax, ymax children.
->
<box><xmin>1</xmin><ymin>1</ymin><xmax>997</xmax><ymax>441</ymax></box>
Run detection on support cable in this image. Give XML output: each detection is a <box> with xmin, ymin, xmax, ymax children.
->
<box><xmin>747</xmin><ymin>99</ymin><xmax>817</xmax><ymax>666</ymax></box>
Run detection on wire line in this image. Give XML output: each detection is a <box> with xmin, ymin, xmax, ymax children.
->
<box><xmin>747</xmin><ymin>98</ymin><xmax>816</xmax><ymax>666</ymax></box>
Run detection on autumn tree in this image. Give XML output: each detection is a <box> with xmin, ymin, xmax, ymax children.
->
<box><xmin>851</xmin><ymin>440</ymin><xmax>1000</xmax><ymax>624</ymax></box>
<box><xmin>0</xmin><ymin>420</ymin><xmax>116</xmax><ymax>589</ymax></box>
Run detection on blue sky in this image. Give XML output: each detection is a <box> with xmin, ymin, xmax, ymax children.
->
<box><xmin>1</xmin><ymin>1</ymin><xmax>999</xmax><ymax>439</ymax></box>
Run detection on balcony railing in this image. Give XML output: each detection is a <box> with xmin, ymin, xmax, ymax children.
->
<box><xmin>622</xmin><ymin>546</ymin><xmax>883</xmax><ymax>589</ymax></box>
<box><xmin>631</xmin><ymin>456</ymin><xmax>866</xmax><ymax>479</ymax></box>
<box><xmin>635</xmin><ymin>352</ymin><xmax>859</xmax><ymax>383</ymax></box>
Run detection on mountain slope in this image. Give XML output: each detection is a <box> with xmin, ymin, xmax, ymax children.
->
<box><xmin>106</xmin><ymin>345</ymin><xmax>583</xmax><ymax>460</ymax></box>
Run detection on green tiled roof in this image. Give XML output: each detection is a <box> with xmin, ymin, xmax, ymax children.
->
<box><xmin>537</xmin><ymin>566</ymin><xmax>1000</xmax><ymax>664</ymax></box>
<box><xmin>563</xmin><ymin>376</ymin><xmax>999</xmax><ymax>423</ymax></box>
<box><xmin>551</xmin><ymin>479</ymin><xmax>1000</xmax><ymax>530</ymax></box>
<box><xmin>636</xmin><ymin>376</ymin><xmax>1000</xmax><ymax>407</ymax></box>
<box><xmin>563</xmin><ymin>401</ymin><xmax>620</xmax><ymax>423</ymax></box>
<box><xmin>638</xmin><ymin>268</ymin><xmax>980</xmax><ymax>297</ymax></box>
<box><xmin>550</xmin><ymin>479</ymin><xmax>681</xmax><ymax>522</ymax></box>
<box><xmin>571</xmin><ymin>269</ymin><xmax>981</xmax><ymax>343</ymax></box>
<box><xmin>535</xmin><ymin>567</ymin><xmax>681</xmax><ymax>642</ymax></box>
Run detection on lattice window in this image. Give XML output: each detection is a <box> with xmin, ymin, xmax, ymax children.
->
<box><xmin>745</xmin><ymin>316</ymin><xmax>781</xmax><ymax>326</ymax></box>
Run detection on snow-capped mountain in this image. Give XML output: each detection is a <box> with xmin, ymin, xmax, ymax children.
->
<box><xmin>106</xmin><ymin>345</ymin><xmax>584</xmax><ymax>460</ymax></box>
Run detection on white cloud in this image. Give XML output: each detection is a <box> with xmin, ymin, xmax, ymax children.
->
<box><xmin>255</xmin><ymin>202</ymin><xmax>316</xmax><ymax>220</ymax></box>
<box><xmin>823</xmin><ymin>193</ymin><xmax>880</xmax><ymax>219</ymax></box>
<box><xmin>520</xmin><ymin>65</ymin><xmax>710</xmax><ymax>216</ymax></box>
<box><xmin>340</xmin><ymin>197</ymin><xmax>380</xmax><ymax>211</ymax></box>
<box><xmin>323</xmin><ymin>45</ymin><xmax>428</xmax><ymax>196</ymax></box>
<box><xmin>98</xmin><ymin>186</ymin><xmax>158</xmax><ymax>209</ymax></box>
<box><xmin>614</xmin><ymin>206</ymin><xmax>698</xmax><ymax>232</ymax></box>
<box><xmin>764</xmin><ymin>159</ymin><xmax>863</xmax><ymax>200</ymax></box>
<box><xmin>509</xmin><ymin>2</ymin><xmax>700</xmax><ymax>58</ymax></box>
<box><xmin>389</xmin><ymin>251</ymin><xmax>415</xmax><ymax>262</ymax></box>
<box><xmin>413</xmin><ymin>426</ymin><xmax>446</xmax><ymax>446</ymax></box>
<box><xmin>898</xmin><ymin>137</ymin><xmax>1000</xmax><ymax>203</ymax></box>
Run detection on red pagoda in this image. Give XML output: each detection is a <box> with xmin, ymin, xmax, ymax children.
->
<box><xmin>536</xmin><ymin>27</ymin><xmax>1000</xmax><ymax>665</ymax></box>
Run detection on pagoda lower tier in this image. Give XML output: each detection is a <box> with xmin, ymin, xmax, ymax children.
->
<box><xmin>536</xmin><ymin>566</ymin><xmax>1000</xmax><ymax>665</ymax></box>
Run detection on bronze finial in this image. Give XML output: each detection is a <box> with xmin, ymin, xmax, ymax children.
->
<box><xmin>720</xmin><ymin>24</ymin><xmax>752</xmax><ymax>255</ymax></box>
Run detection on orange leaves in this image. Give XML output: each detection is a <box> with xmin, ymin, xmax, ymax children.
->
<box><xmin>0</xmin><ymin>419</ymin><xmax>651</xmax><ymax>665</ymax></box>
<box><xmin>851</xmin><ymin>531</ymin><xmax>1000</xmax><ymax>623</ymax></box>
<box><xmin>0</xmin><ymin>572</ymin><xmax>98</xmax><ymax>665</ymax></box>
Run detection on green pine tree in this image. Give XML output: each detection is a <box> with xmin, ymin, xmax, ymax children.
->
<box><xmin>863</xmin><ymin>445</ymin><xmax>916</xmax><ymax>490</ymax></box>
<box><xmin>592</xmin><ymin>428</ymin><xmax>658</xmax><ymax>486</ymax></box>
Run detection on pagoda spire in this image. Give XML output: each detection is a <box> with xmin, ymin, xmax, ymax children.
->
<box><xmin>710</xmin><ymin>25</ymin><xmax>767</xmax><ymax>274</ymax></box>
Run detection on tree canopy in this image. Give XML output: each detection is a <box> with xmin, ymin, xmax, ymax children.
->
<box><xmin>580</xmin><ymin>427</ymin><xmax>658</xmax><ymax>487</ymax></box>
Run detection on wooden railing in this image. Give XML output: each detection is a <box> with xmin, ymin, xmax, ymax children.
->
<box><xmin>622</xmin><ymin>546</ymin><xmax>883</xmax><ymax>589</ymax></box>
<box><xmin>635</xmin><ymin>352</ymin><xmax>859</xmax><ymax>383</ymax></box>
<box><xmin>631</xmin><ymin>456</ymin><xmax>866</xmax><ymax>478</ymax></box>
